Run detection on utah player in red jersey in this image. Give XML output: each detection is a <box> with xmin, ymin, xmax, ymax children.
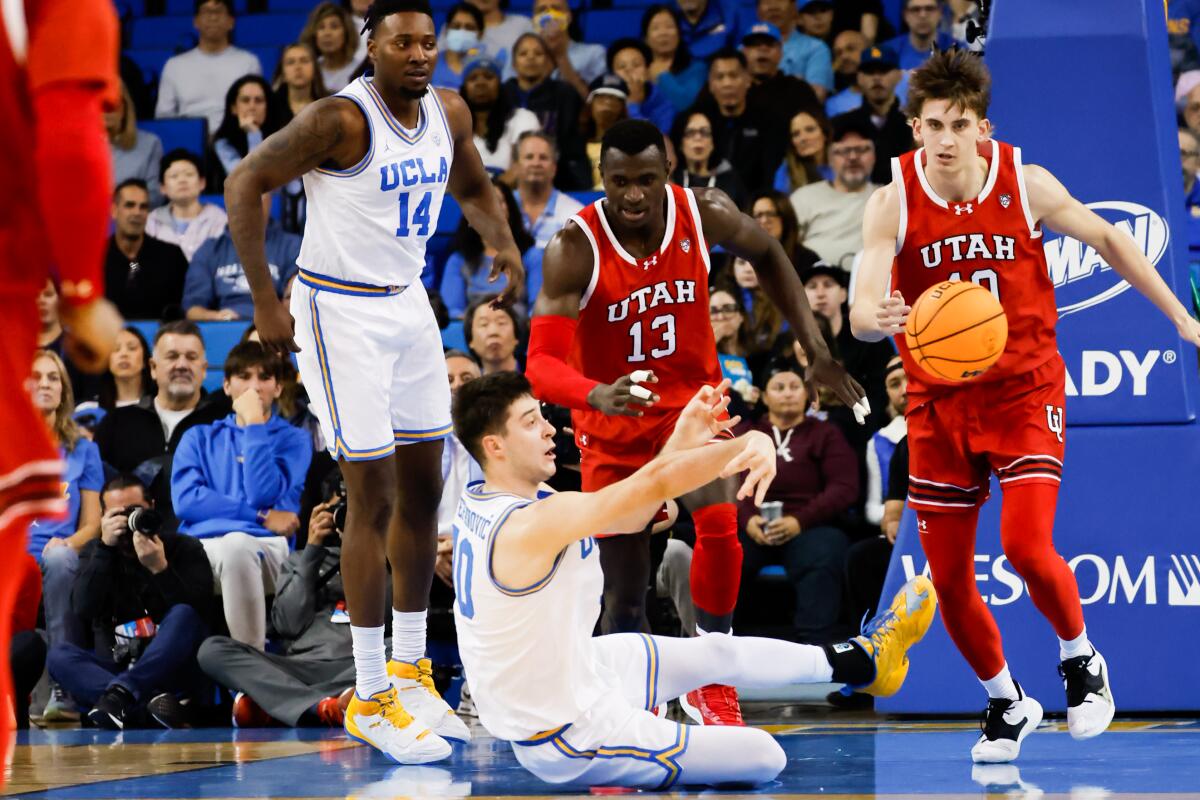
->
<box><xmin>0</xmin><ymin>0</ymin><xmax>123</xmax><ymax>775</ymax></box>
<box><xmin>527</xmin><ymin>119</ymin><xmax>867</xmax><ymax>726</ymax></box>
<box><xmin>851</xmin><ymin>51</ymin><xmax>1200</xmax><ymax>763</ymax></box>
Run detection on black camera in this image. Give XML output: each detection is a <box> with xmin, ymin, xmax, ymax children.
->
<box><xmin>122</xmin><ymin>506</ymin><xmax>162</xmax><ymax>536</ymax></box>
<box><xmin>323</xmin><ymin>476</ymin><xmax>347</xmax><ymax>548</ymax></box>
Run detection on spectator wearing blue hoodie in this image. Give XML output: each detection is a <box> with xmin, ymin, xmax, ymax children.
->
<box><xmin>183</xmin><ymin>193</ymin><xmax>300</xmax><ymax>322</ymax></box>
<box><xmin>172</xmin><ymin>342</ymin><xmax>312</xmax><ymax>651</ymax></box>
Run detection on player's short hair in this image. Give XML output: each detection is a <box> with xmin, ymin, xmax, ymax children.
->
<box><xmin>159</xmin><ymin>148</ymin><xmax>205</xmax><ymax>182</ymax></box>
<box><xmin>453</xmin><ymin>371</ymin><xmax>534</xmax><ymax>464</ymax></box>
<box><xmin>362</xmin><ymin>0</ymin><xmax>435</xmax><ymax>37</ymax></box>
<box><xmin>114</xmin><ymin>178</ymin><xmax>149</xmax><ymax>200</ymax></box>
<box><xmin>223</xmin><ymin>341</ymin><xmax>283</xmax><ymax>381</ymax></box>
<box><xmin>600</xmin><ymin>119</ymin><xmax>666</xmax><ymax>170</ymax></box>
<box><xmin>707</xmin><ymin>46</ymin><xmax>748</xmax><ymax>71</ymax></box>
<box><xmin>906</xmin><ymin>48</ymin><xmax>991</xmax><ymax>119</ymax></box>
<box><xmin>153</xmin><ymin>319</ymin><xmax>206</xmax><ymax>351</ymax></box>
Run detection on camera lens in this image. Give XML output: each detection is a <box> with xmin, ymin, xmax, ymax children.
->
<box><xmin>126</xmin><ymin>507</ymin><xmax>163</xmax><ymax>535</ymax></box>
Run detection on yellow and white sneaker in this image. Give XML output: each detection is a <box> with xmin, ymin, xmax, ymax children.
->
<box><xmin>388</xmin><ymin>658</ymin><xmax>472</xmax><ymax>742</ymax></box>
<box><xmin>344</xmin><ymin>686</ymin><xmax>452</xmax><ymax>764</ymax></box>
<box><xmin>851</xmin><ymin>575</ymin><xmax>938</xmax><ymax>697</ymax></box>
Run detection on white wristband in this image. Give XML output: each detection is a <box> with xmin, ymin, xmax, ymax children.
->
<box><xmin>630</xmin><ymin>370</ymin><xmax>652</xmax><ymax>384</ymax></box>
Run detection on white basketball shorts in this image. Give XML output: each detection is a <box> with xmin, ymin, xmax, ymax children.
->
<box><xmin>291</xmin><ymin>269</ymin><xmax>451</xmax><ymax>461</ymax></box>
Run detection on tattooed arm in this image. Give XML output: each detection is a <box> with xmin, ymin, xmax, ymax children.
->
<box><xmin>224</xmin><ymin>97</ymin><xmax>368</xmax><ymax>354</ymax></box>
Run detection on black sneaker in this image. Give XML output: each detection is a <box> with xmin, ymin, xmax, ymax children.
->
<box><xmin>1059</xmin><ymin>646</ymin><xmax>1115</xmax><ymax>740</ymax></box>
<box><xmin>87</xmin><ymin>685</ymin><xmax>136</xmax><ymax>730</ymax></box>
<box><xmin>146</xmin><ymin>693</ymin><xmax>192</xmax><ymax>729</ymax></box>
<box><xmin>970</xmin><ymin>682</ymin><xmax>1043</xmax><ymax>763</ymax></box>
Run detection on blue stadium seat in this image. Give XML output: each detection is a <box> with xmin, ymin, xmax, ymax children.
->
<box><xmin>129</xmin><ymin>16</ymin><xmax>196</xmax><ymax>50</ymax></box>
<box><xmin>266</xmin><ymin>0</ymin><xmax>320</xmax><ymax>11</ymax></box>
<box><xmin>115</xmin><ymin>0</ymin><xmax>146</xmax><ymax>18</ymax></box>
<box><xmin>125</xmin><ymin>49</ymin><xmax>176</xmax><ymax>86</ymax></box>
<box><xmin>251</xmin><ymin>45</ymin><xmax>283</xmax><ymax>76</ymax></box>
<box><xmin>165</xmin><ymin>0</ymin><xmax>250</xmax><ymax>14</ymax></box>
<box><xmin>235</xmin><ymin>13</ymin><xmax>308</xmax><ymax>47</ymax></box>
<box><xmin>437</xmin><ymin>195</ymin><xmax>463</xmax><ymax>235</ymax></box>
<box><xmin>141</xmin><ymin>118</ymin><xmax>208</xmax><ymax>159</ymax></box>
<box><xmin>569</xmin><ymin>191</ymin><xmax>603</xmax><ymax>206</ymax></box>
<box><xmin>580</xmin><ymin>9</ymin><xmax>645</xmax><ymax>47</ymax></box>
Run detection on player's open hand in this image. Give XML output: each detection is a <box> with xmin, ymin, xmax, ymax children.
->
<box><xmin>806</xmin><ymin>356</ymin><xmax>871</xmax><ymax>424</ymax></box>
<box><xmin>588</xmin><ymin>370</ymin><xmax>660</xmax><ymax>416</ymax></box>
<box><xmin>60</xmin><ymin>298</ymin><xmax>123</xmax><ymax>374</ymax></box>
<box><xmin>720</xmin><ymin>430</ymin><xmax>776</xmax><ymax>505</ymax></box>
<box><xmin>876</xmin><ymin>289</ymin><xmax>911</xmax><ymax>336</ymax></box>
<box><xmin>1177</xmin><ymin>316</ymin><xmax>1200</xmax><ymax>349</ymax></box>
<box><xmin>254</xmin><ymin>297</ymin><xmax>300</xmax><ymax>355</ymax></box>
<box><xmin>667</xmin><ymin>379</ymin><xmax>740</xmax><ymax>451</ymax></box>
<box><xmin>490</xmin><ymin>246</ymin><xmax>526</xmax><ymax>309</ymax></box>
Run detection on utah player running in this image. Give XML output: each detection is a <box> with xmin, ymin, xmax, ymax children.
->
<box><xmin>526</xmin><ymin>119</ymin><xmax>867</xmax><ymax>726</ymax></box>
<box><xmin>851</xmin><ymin>50</ymin><xmax>1200</xmax><ymax>762</ymax></box>
<box><xmin>0</xmin><ymin>0</ymin><xmax>123</xmax><ymax>781</ymax></box>
<box><xmin>226</xmin><ymin>0</ymin><xmax>522</xmax><ymax>763</ymax></box>
<box><xmin>450</xmin><ymin>371</ymin><xmax>935</xmax><ymax>790</ymax></box>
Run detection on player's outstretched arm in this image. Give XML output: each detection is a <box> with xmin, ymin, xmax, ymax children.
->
<box><xmin>492</xmin><ymin>428</ymin><xmax>775</xmax><ymax>585</ymax></box>
<box><xmin>693</xmin><ymin>187</ymin><xmax>869</xmax><ymax>419</ymax></box>
<box><xmin>850</xmin><ymin>184</ymin><xmax>910</xmax><ymax>343</ymax></box>
<box><xmin>659</xmin><ymin>379</ymin><xmax>738</xmax><ymax>454</ymax></box>
<box><xmin>225</xmin><ymin>98</ymin><xmax>363</xmax><ymax>355</ymax></box>
<box><xmin>440</xmin><ymin>89</ymin><xmax>524</xmax><ymax>308</ymax></box>
<box><xmin>1026</xmin><ymin>164</ymin><xmax>1200</xmax><ymax>346</ymax></box>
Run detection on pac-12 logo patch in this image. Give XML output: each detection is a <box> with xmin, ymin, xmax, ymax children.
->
<box><xmin>680</xmin><ymin>238</ymin><xmax>691</xmax><ymax>253</ymax></box>
<box><xmin>999</xmin><ymin>193</ymin><xmax>1012</xmax><ymax>209</ymax></box>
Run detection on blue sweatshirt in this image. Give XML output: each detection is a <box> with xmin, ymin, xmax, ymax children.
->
<box><xmin>171</xmin><ymin>413</ymin><xmax>312</xmax><ymax>539</ymax></box>
<box><xmin>183</xmin><ymin>222</ymin><xmax>300</xmax><ymax>318</ymax></box>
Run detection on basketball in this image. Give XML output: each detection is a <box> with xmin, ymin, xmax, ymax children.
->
<box><xmin>904</xmin><ymin>280</ymin><xmax>1009</xmax><ymax>382</ymax></box>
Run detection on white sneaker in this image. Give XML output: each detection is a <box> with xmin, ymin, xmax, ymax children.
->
<box><xmin>344</xmin><ymin>687</ymin><xmax>452</xmax><ymax>764</ymax></box>
<box><xmin>970</xmin><ymin>684</ymin><xmax>1043</xmax><ymax>763</ymax></box>
<box><xmin>970</xmin><ymin>764</ymin><xmax>1044</xmax><ymax>797</ymax></box>
<box><xmin>388</xmin><ymin>659</ymin><xmax>472</xmax><ymax>742</ymax></box>
<box><xmin>1059</xmin><ymin>647</ymin><xmax>1115</xmax><ymax>740</ymax></box>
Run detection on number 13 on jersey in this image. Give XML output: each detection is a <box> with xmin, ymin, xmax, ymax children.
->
<box><xmin>627</xmin><ymin>314</ymin><xmax>676</xmax><ymax>362</ymax></box>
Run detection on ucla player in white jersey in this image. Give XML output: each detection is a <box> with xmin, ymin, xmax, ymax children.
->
<box><xmin>450</xmin><ymin>372</ymin><xmax>939</xmax><ymax>789</ymax></box>
<box><xmin>224</xmin><ymin>0</ymin><xmax>524</xmax><ymax>764</ymax></box>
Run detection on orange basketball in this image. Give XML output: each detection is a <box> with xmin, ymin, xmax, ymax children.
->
<box><xmin>904</xmin><ymin>280</ymin><xmax>1008</xmax><ymax>383</ymax></box>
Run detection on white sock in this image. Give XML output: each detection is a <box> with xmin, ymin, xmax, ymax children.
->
<box><xmin>1059</xmin><ymin>628</ymin><xmax>1091</xmax><ymax>660</ymax></box>
<box><xmin>351</xmin><ymin>625</ymin><xmax>389</xmax><ymax>698</ymax></box>
<box><xmin>391</xmin><ymin>608</ymin><xmax>427</xmax><ymax>664</ymax></box>
<box><xmin>981</xmin><ymin>663</ymin><xmax>1020</xmax><ymax>701</ymax></box>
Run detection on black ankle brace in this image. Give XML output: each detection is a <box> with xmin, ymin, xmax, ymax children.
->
<box><xmin>822</xmin><ymin>640</ymin><xmax>875</xmax><ymax>687</ymax></box>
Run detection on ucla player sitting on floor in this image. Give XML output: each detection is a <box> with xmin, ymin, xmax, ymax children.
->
<box><xmin>225</xmin><ymin>0</ymin><xmax>524</xmax><ymax>765</ymax></box>
<box><xmin>449</xmin><ymin>372</ymin><xmax>938</xmax><ymax>790</ymax></box>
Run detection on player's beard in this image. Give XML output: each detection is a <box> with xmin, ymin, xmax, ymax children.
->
<box><xmin>398</xmin><ymin>85</ymin><xmax>429</xmax><ymax>100</ymax></box>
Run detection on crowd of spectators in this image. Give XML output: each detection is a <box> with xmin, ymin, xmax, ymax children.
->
<box><xmin>16</xmin><ymin>0</ymin><xmax>1007</xmax><ymax>729</ymax></box>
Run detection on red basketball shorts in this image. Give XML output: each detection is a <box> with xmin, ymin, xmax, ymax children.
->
<box><xmin>0</xmin><ymin>292</ymin><xmax>63</xmax><ymax>530</ymax></box>
<box><xmin>905</xmin><ymin>355</ymin><xmax>1066</xmax><ymax>513</ymax></box>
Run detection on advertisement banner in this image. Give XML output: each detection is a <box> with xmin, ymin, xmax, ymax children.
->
<box><xmin>986</xmin><ymin>0</ymin><xmax>1198</xmax><ymax>424</ymax></box>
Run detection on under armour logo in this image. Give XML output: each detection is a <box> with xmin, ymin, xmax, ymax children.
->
<box><xmin>642</xmin><ymin>255</ymin><xmax>658</xmax><ymax>270</ymax></box>
<box><xmin>918</xmin><ymin>518</ymin><xmax>928</xmax><ymax>531</ymax></box>
<box><xmin>580</xmin><ymin>433</ymin><xmax>589</xmax><ymax>446</ymax></box>
<box><xmin>1045</xmin><ymin>404</ymin><xmax>1064</xmax><ymax>443</ymax></box>
<box><xmin>954</xmin><ymin>203</ymin><xmax>973</xmax><ymax>215</ymax></box>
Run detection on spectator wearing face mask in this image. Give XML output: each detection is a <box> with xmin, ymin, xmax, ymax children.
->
<box><xmin>434</xmin><ymin>3</ymin><xmax>506</xmax><ymax>90</ymax></box>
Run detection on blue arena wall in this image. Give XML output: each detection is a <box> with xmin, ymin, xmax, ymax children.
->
<box><xmin>879</xmin><ymin>0</ymin><xmax>1200</xmax><ymax>713</ymax></box>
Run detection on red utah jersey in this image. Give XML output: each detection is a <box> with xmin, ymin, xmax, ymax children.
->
<box><xmin>891</xmin><ymin>139</ymin><xmax>1059</xmax><ymax>399</ymax></box>
<box><xmin>567</xmin><ymin>184</ymin><xmax>723</xmax><ymax>450</ymax></box>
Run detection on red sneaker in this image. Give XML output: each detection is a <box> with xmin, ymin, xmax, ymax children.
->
<box><xmin>231</xmin><ymin>692</ymin><xmax>275</xmax><ymax>728</ymax></box>
<box><xmin>316</xmin><ymin>688</ymin><xmax>354</xmax><ymax>727</ymax></box>
<box><xmin>681</xmin><ymin>684</ymin><xmax>745</xmax><ymax>726</ymax></box>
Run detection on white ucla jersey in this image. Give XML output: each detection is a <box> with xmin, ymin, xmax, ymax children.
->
<box><xmin>452</xmin><ymin>482</ymin><xmax>619</xmax><ymax>741</ymax></box>
<box><xmin>298</xmin><ymin>77</ymin><xmax>454</xmax><ymax>288</ymax></box>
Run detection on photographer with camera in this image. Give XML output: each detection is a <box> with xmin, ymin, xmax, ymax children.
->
<box><xmin>48</xmin><ymin>475</ymin><xmax>214</xmax><ymax>729</ymax></box>
<box><xmin>198</xmin><ymin>470</ymin><xmax>366</xmax><ymax>728</ymax></box>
